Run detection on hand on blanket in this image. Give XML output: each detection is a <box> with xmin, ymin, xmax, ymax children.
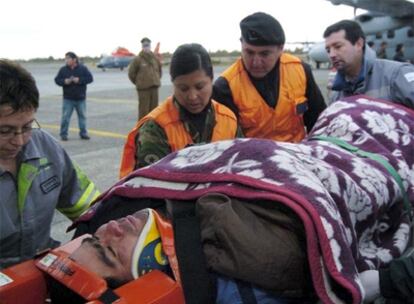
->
<box><xmin>359</xmin><ymin>270</ymin><xmax>380</xmax><ymax>303</ymax></box>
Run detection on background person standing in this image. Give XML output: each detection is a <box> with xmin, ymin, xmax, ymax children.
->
<box><xmin>393</xmin><ymin>43</ymin><xmax>408</xmax><ymax>63</ymax></box>
<box><xmin>128</xmin><ymin>37</ymin><xmax>162</xmax><ymax>120</ymax></box>
<box><xmin>376</xmin><ymin>41</ymin><xmax>388</xmax><ymax>59</ymax></box>
<box><xmin>54</xmin><ymin>52</ymin><xmax>93</xmax><ymax>141</ymax></box>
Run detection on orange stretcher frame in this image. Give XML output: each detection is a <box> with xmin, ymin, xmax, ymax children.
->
<box><xmin>0</xmin><ymin>235</ymin><xmax>184</xmax><ymax>304</ymax></box>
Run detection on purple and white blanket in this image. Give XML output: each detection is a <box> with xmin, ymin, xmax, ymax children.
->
<box><xmin>85</xmin><ymin>95</ymin><xmax>414</xmax><ymax>303</ymax></box>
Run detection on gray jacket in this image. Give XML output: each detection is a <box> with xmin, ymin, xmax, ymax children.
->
<box><xmin>0</xmin><ymin>129</ymin><xmax>99</xmax><ymax>269</ymax></box>
<box><xmin>330</xmin><ymin>46</ymin><xmax>414</xmax><ymax>109</ymax></box>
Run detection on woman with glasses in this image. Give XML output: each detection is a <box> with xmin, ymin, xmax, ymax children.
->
<box><xmin>0</xmin><ymin>59</ymin><xmax>100</xmax><ymax>269</ymax></box>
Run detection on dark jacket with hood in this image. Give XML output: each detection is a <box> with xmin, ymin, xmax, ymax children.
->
<box><xmin>54</xmin><ymin>63</ymin><xmax>93</xmax><ymax>101</ymax></box>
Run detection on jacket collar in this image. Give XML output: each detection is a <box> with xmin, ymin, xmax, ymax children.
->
<box><xmin>332</xmin><ymin>44</ymin><xmax>376</xmax><ymax>93</ymax></box>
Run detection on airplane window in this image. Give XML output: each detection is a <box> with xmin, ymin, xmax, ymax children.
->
<box><xmin>387</xmin><ymin>30</ymin><xmax>395</xmax><ymax>39</ymax></box>
<box><xmin>408</xmin><ymin>29</ymin><xmax>414</xmax><ymax>38</ymax></box>
<box><xmin>357</xmin><ymin>14</ymin><xmax>373</xmax><ymax>22</ymax></box>
<box><xmin>375</xmin><ymin>32</ymin><xmax>382</xmax><ymax>39</ymax></box>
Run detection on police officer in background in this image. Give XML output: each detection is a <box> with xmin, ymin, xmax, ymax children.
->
<box><xmin>128</xmin><ymin>37</ymin><xmax>162</xmax><ymax>120</ymax></box>
<box><xmin>213</xmin><ymin>12</ymin><xmax>326</xmax><ymax>142</ymax></box>
<box><xmin>0</xmin><ymin>59</ymin><xmax>99</xmax><ymax>269</ymax></box>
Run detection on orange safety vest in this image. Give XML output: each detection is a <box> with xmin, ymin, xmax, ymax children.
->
<box><xmin>119</xmin><ymin>97</ymin><xmax>238</xmax><ymax>178</ymax></box>
<box><xmin>222</xmin><ymin>53</ymin><xmax>307</xmax><ymax>142</ymax></box>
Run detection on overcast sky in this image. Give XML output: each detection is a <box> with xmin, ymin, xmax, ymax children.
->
<box><xmin>1</xmin><ymin>0</ymin><xmax>359</xmax><ymax>60</ymax></box>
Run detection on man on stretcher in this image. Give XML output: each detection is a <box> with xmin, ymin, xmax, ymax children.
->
<box><xmin>2</xmin><ymin>95</ymin><xmax>414</xmax><ymax>304</ymax></box>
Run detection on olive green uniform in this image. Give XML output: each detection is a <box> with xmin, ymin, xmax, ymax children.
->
<box><xmin>135</xmin><ymin>100</ymin><xmax>243</xmax><ymax>168</ymax></box>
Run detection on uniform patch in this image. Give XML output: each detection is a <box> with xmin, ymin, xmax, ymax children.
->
<box><xmin>144</xmin><ymin>154</ymin><xmax>160</xmax><ymax>164</ymax></box>
<box><xmin>404</xmin><ymin>72</ymin><xmax>414</xmax><ymax>82</ymax></box>
<box><xmin>40</xmin><ymin>176</ymin><xmax>60</xmax><ymax>194</ymax></box>
<box><xmin>0</xmin><ymin>272</ymin><xmax>13</xmax><ymax>286</ymax></box>
<box><xmin>296</xmin><ymin>101</ymin><xmax>309</xmax><ymax>115</ymax></box>
<box><xmin>38</xmin><ymin>253</ymin><xmax>58</xmax><ymax>268</ymax></box>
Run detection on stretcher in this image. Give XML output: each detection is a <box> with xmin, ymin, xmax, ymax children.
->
<box><xmin>0</xmin><ymin>235</ymin><xmax>184</xmax><ymax>304</ymax></box>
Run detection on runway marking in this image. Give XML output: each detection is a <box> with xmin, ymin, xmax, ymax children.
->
<box><xmin>42</xmin><ymin>96</ymin><xmax>135</xmax><ymax>104</ymax></box>
<box><xmin>41</xmin><ymin>124</ymin><xmax>127</xmax><ymax>139</ymax></box>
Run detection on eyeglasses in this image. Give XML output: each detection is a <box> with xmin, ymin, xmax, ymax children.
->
<box><xmin>0</xmin><ymin>119</ymin><xmax>41</xmax><ymax>140</ymax></box>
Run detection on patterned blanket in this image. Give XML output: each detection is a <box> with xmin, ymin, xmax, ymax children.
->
<box><xmin>84</xmin><ymin>95</ymin><xmax>414</xmax><ymax>303</ymax></box>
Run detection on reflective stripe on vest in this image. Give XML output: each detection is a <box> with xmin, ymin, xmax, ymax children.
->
<box><xmin>222</xmin><ymin>54</ymin><xmax>307</xmax><ymax>142</ymax></box>
<box><xmin>119</xmin><ymin>97</ymin><xmax>238</xmax><ymax>178</ymax></box>
<box><xmin>17</xmin><ymin>161</ymin><xmax>98</xmax><ymax>219</ymax></box>
<box><xmin>17</xmin><ymin>163</ymin><xmax>39</xmax><ymax>212</ymax></box>
<box><xmin>58</xmin><ymin>164</ymin><xmax>99</xmax><ymax>220</ymax></box>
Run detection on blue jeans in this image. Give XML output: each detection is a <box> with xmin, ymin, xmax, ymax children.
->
<box><xmin>216</xmin><ymin>276</ymin><xmax>302</xmax><ymax>304</ymax></box>
<box><xmin>60</xmin><ymin>98</ymin><xmax>88</xmax><ymax>137</ymax></box>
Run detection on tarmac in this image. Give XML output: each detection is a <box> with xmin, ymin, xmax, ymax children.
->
<box><xmin>20</xmin><ymin>61</ymin><xmax>331</xmax><ymax>244</ymax></box>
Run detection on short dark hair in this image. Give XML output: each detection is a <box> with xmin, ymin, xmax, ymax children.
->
<box><xmin>169</xmin><ymin>43</ymin><xmax>213</xmax><ymax>81</ymax></box>
<box><xmin>323</xmin><ymin>20</ymin><xmax>365</xmax><ymax>45</ymax></box>
<box><xmin>65</xmin><ymin>51</ymin><xmax>78</xmax><ymax>63</ymax></box>
<box><xmin>0</xmin><ymin>59</ymin><xmax>39</xmax><ymax>113</ymax></box>
<box><xmin>396</xmin><ymin>43</ymin><xmax>404</xmax><ymax>53</ymax></box>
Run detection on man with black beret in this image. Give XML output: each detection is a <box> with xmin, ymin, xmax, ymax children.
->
<box><xmin>213</xmin><ymin>12</ymin><xmax>326</xmax><ymax>142</ymax></box>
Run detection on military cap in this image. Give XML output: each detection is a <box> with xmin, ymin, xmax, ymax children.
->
<box><xmin>240</xmin><ymin>12</ymin><xmax>285</xmax><ymax>46</ymax></box>
<box><xmin>141</xmin><ymin>37</ymin><xmax>151</xmax><ymax>44</ymax></box>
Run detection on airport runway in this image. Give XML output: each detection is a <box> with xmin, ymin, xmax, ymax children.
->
<box><xmin>20</xmin><ymin>62</ymin><xmax>330</xmax><ymax>243</ymax></box>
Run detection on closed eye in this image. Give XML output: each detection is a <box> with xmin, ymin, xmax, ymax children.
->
<box><xmin>91</xmin><ymin>235</ymin><xmax>117</xmax><ymax>258</ymax></box>
<box><xmin>84</xmin><ymin>236</ymin><xmax>117</xmax><ymax>267</ymax></box>
<box><xmin>107</xmin><ymin>246</ymin><xmax>117</xmax><ymax>258</ymax></box>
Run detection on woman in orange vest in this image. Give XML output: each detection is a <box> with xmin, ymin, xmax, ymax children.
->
<box><xmin>120</xmin><ymin>43</ymin><xmax>243</xmax><ymax>178</ymax></box>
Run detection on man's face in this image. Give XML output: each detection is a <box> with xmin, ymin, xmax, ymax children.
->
<box><xmin>173</xmin><ymin>69</ymin><xmax>213</xmax><ymax>114</ymax></box>
<box><xmin>142</xmin><ymin>42</ymin><xmax>151</xmax><ymax>53</ymax></box>
<box><xmin>65</xmin><ymin>56</ymin><xmax>76</xmax><ymax>68</ymax></box>
<box><xmin>241</xmin><ymin>40</ymin><xmax>283</xmax><ymax>79</ymax></box>
<box><xmin>324</xmin><ymin>29</ymin><xmax>364</xmax><ymax>76</ymax></box>
<box><xmin>0</xmin><ymin>105</ymin><xmax>35</xmax><ymax>161</ymax></box>
<box><xmin>70</xmin><ymin>210</ymin><xmax>149</xmax><ymax>283</ymax></box>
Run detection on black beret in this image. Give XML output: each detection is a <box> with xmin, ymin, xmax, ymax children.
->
<box><xmin>240</xmin><ymin>12</ymin><xmax>285</xmax><ymax>46</ymax></box>
<box><xmin>141</xmin><ymin>37</ymin><xmax>151</xmax><ymax>44</ymax></box>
